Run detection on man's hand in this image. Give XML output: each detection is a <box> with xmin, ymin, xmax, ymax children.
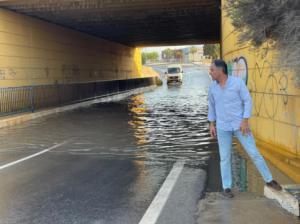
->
<box><xmin>209</xmin><ymin>122</ymin><xmax>217</xmax><ymax>138</ymax></box>
<box><xmin>240</xmin><ymin>119</ymin><xmax>251</xmax><ymax>136</ymax></box>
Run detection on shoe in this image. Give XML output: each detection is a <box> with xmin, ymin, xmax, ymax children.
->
<box><xmin>266</xmin><ymin>180</ymin><xmax>282</xmax><ymax>191</ymax></box>
<box><xmin>222</xmin><ymin>188</ymin><xmax>234</xmax><ymax>198</ymax></box>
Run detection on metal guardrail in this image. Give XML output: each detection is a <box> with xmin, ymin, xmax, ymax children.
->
<box><xmin>0</xmin><ymin>86</ymin><xmax>34</xmax><ymax>116</ymax></box>
<box><xmin>0</xmin><ymin>77</ymin><xmax>154</xmax><ymax>117</ymax></box>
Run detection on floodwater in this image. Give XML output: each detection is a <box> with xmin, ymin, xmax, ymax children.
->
<box><xmin>0</xmin><ymin>64</ymin><xmax>221</xmax><ymax>224</ymax></box>
<box><xmin>126</xmin><ymin>65</ymin><xmax>218</xmax><ymax>167</ymax></box>
<box><xmin>0</xmin><ymin>64</ymin><xmax>295</xmax><ymax>223</ymax></box>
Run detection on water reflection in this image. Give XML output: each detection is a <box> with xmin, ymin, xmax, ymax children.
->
<box><xmin>125</xmin><ymin>65</ymin><xmax>219</xmax><ymax>167</ymax></box>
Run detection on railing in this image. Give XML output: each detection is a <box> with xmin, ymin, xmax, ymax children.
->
<box><xmin>0</xmin><ymin>86</ymin><xmax>34</xmax><ymax>116</ymax></box>
<box><xmin>0</xmin><ymin>77</ymin><xmax>154</xmax><ymax>117</ymax></box>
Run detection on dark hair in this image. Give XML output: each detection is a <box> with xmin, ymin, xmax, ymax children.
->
<box><xmin>213</xmin><ymin>59</ymin><xmax>228</xmax><ymax>75</ymax></box>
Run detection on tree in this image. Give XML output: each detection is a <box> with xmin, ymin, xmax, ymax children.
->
<box><xmin>203</xmin><ymin>44</ymin><xmax>220</xmax><ymax>59</ymax></box>
<box><xmin>174</xmin><ymin>50</ymin><xmax>183</xmax><ymax>62</ymax></box>
<box><xmin>162</xmin><ymin>48</ymin><xmax>174</xmax><ymax>61</ymax></box>
<box><xmin>190</xmin><ymin>46</ymin><xmax>198</xmax><ymax>62</ymax></box>
<box><xmin>225</xmin><ymin>0</ymin><xmax>300</xmax><ymax>86</ymax></box>
<box><xmin>142</xmin><ymin>52</ymin><xmax>159</xmax><ymax>64</ymax></box>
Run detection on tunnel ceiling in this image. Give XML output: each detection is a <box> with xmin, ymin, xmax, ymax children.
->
<box><xmin>0</xmin><ymin>0</ymin><xmax>220</xmax><ymax>46</ymax></box>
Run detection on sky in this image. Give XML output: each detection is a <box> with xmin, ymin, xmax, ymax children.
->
<box><xmin>141</xmin><ymin>45</ymin><xmax>203</xmax><ymax>53</ymax></box>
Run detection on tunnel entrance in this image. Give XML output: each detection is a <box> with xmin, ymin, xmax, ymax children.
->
<box><xmin>0</xmin><ymin>1</ymin><xmax>221</xmax><ymax>117</ymax></box>
<box><xmin>0</xmin><ymin>0</ymin><xmax>220</xmax><ymax>46</ymax></box>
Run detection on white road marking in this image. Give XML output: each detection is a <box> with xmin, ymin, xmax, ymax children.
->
<box><xmin>0</xmin><ymin>141</ymin><xmax>68</xmax><ymax>170</ymax></box>
<box><xmin>139</xmin><ymin>160</ymin><xmax>185</xmax><ymax>224</ymax></box>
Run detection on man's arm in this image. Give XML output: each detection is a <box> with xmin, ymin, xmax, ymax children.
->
<box><xmin>208</xmin><ymin>87</ymin><xmax>217</xmax><ymax>138</ymax></box>
<box><xmin>208</xmin><ymin>87</ymin><xmax>216</xmax><ymax>122</ymax></box>
<box><xmin>239</xmin><ymin>79</ymin><xmax>252</xmax><ymax>135</ymax></box>
<box><xmin>239</xmin><ymin>79</ymin><xmax>252</xmax><ymax>119</ymax></box>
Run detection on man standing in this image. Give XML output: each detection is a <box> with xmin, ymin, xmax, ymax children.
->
<box><xmin>208</xmin><ymin>59</ymin><xmax>282</xmax><ymax>198</ymax></box>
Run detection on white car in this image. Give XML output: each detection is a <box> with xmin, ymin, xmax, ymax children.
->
<box><xmin>165</xmin><ymin>64</ymin><xmax>183</xmax><ymax>84</ymax></box>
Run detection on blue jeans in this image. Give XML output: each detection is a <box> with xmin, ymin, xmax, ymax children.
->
<box><xmin>217</xmin><ymin>128</ymin><xmax>273</xmax><ymax>189</ymax></box>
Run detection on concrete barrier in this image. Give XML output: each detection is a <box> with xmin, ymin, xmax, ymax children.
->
<box><xmin>264</xmin><ymin>185</ymin><xmax>300</xmax><ymax>216</ymax></box>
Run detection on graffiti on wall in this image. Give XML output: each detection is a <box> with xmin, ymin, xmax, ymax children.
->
<box><xmin>227</xmin><ymin>54</ymin><xmax>289</xmax><ymax>119</ymax></box>
<box><xmin>0</xmin><ymin>67</ymin><xmax>17</xmax><ymax>80</ymax></box>
<box><xmin>250</xmin><ymin>60</ymin><xmax>289</xmax><ymax>119</ymax></box>
<box><xmin>227</xmin><ymin>56</ymin><xmax>248</xmax><ymax>84</ymax></box>
<box><xmin>61</xmin><ymin>64</ymin><xmax>81</xmax><ymax>81</ymax></box>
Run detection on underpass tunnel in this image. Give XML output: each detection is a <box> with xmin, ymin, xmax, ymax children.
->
<box><xmin>0</xmin><ymin>0</ymin><xmax>220</xmax><ymax>46</ymax></box>
<box><xmin>0</xmin><ymin>0</ymin><xmax>220</xmax><ymax>116</ymax></box>
<box><xmin>0</xmin><ymin>1</ymin><xmax>299</xmax><ymax>222</ymax></box>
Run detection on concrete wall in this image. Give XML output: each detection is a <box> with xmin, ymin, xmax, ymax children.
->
<box><xmin>221</xmin><ymin>0</ymin><xmax>300</xmax><ymax>163</ymax></box>
<box><xmin>0</xmin><ymin>8</ymin><xmax>143</xmax><ymax>88</ymax></box>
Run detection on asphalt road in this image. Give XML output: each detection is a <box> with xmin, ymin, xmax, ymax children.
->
<box><xmin>0</xmin><ymin>65</ymin><xmax>218</xmax><ymax>224</ymax></box>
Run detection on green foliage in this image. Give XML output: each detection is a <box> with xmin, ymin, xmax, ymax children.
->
<box><xmin>162</xmin><ymin>48</ymin><xmax>184</xmax><ymax>61</ymax></box>
<box><xmin>162</xmin><ymin>48</ymin><xmax>174</xmax><ymax>60</ymax></box>
<box><xmin>203</xmin><ymin>44</ymin><xmax>220</xmax><ymax>59</ymax></box>
<box><xmin>142</xmin><ymin>52</ymin><xmax>159</xmax><ymax>64</ymax></box>
<box><xmin>225</xmin><ymin>0</ymin><xmax>300</xmax><ymax>86</ymax></box>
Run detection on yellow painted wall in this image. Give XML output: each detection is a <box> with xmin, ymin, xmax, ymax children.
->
<box><xmin>0</xmin><ymin>8</ymin><xmax>143</xmax><ymax>88</ymax></box>
<box><xmin>221</xmin><ymin>0</ymin><xmax>300</xmax><ymax>159</ymax></box>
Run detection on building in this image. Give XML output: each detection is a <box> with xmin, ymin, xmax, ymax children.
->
<box><xmin>182</xmin><ymin>46</ymin><xmax>204</xmax><ymax>63</ymax></box>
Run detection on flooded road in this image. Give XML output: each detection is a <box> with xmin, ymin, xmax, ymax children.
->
<box><xmin>0</xmin><ymin>64</ymin><xmax>219</xmax><ymax>224</ymax></box>
<box><xmin>127</xmin><ymin>65</ymin><xmax>217</xmax><ymax>167</ymax></box>
<box><xmin>1</xmin><ymin>64</ymin><xmax>296</xmax><ymax>224</ymax></box>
